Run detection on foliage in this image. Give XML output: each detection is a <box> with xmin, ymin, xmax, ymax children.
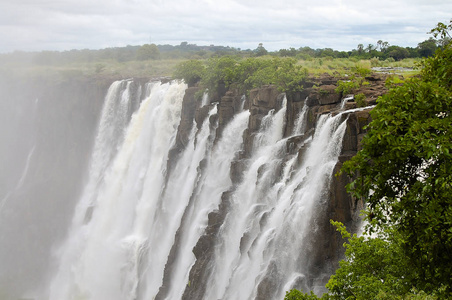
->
<box><xmin>384</xmin><ymin>75</ymin><xmax>405</xmax><ymax>87</ymax></box>
<box><xmin>420</xmin><ymin>38</ymin><xmax>452</xmax><ymax>88</ymax></box>
<box><xmin>370</xmin><ymin>57</ymin><xmax>382</xmax><ymax>67</ymax></box>
<box><xmin>285</xmin><ymin>20</ymin><xmax>452</xmax><ymax>300</ymax></box>
<box><xmin>429</xmin><ymin>19</ymin><xmax>452</xmax><ymax>40</ymax></box>
<box><xmin>285</xmin><ymin>289</ymin><xmax>322</xmax><ymax>300</ymax></box>
<box><xmin>353</xmin><ymin>93</ymin><xmax>366</xmax><ymax>107</ymax></box>
<box><xmin>385</xmin><ymin>57</ymin><xmax>395</xmax><ymax>63</ymax></box>
<box><xmin>286</xmin><ymin>222</ymin><xmax>442</xmax><ymax>300</ymax></box>
<box><xmin>351</xmin><ymin>65</ymin><xmax>371</xmax><ymax>77</ymax></box>
<box><xmin>325</xmin><ymin>221</ymin><xmax>414</xmax><ymax>299</ymax></box>
<box><xmin>335</xmin><ymin>79</ymin><xmax>361</xmax><ymax>95</ymax></box>
<box><xmin>173</xmin><ymin>56</ymin><xmax>308</xmax><ymax>96</ymax></box>
<box><xmin>136</xmin><ymin>43</ymin><xmax>160</xmax><ymax>60</ymax></box>
<box><xmin>335</xmin><ymin>63</ymin><xmax>372</xmax><ymax>96</ymax></box>
<box><xmin>173</xmin><ymin>59</ymin><xmax>206</xmax><ymax>87</ymax></box>
<box><xmin>341</xmin><ymin>22</ymin><xmax>452</xmax><ymax>296</ymax></box>
<box><xmin>200</xmin><ymin>55</ymin><xmax>238</xmax><ymax>94</ymax></box>
<box><xmin>94</xmin><ymin>63</ymin><xmax>105</xmax><ymax>73</ymax></box>
<box><xmin>254</xmin><ymin>43</ymin><xmax>269</xmax><ymax>56</ymax></box>
<box><xmin>243</xmin><ymin>57</ymin><xmax>307</xmax><ymax>93</ymax></box>
<box><xmin>417</xmin><ymin>38</ymin><xmax>438</xmax><ymax>58</ymax></box>
<box><xmin>387</xmin><ymin>46</ymin><xmax>411</xmax><ymax>61</ymax></box>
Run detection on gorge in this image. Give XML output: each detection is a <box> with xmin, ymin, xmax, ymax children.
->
<box><xmin>0</xmin><ymin>72</ymin><xmax>387</xmax><ymax>300</ymax></box>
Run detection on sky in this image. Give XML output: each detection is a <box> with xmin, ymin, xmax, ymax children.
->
<box><xmin>1</xmin><ymin>0</ymin><xmax>451</xmax><ymax>53</ymax></box>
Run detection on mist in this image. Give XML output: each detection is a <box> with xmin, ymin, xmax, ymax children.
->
<box><xmin>0</xmin><ymin>71</ymin><xmax>110</xmax><ymax>299</ymax></box>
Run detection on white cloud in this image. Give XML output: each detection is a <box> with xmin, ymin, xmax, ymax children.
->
<box><xmin>0</xmin><ymin>0</ymin><xmax>451</xmax><ymax>52</ymax></box>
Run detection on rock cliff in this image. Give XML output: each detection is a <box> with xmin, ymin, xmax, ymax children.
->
<box><xmin>178</xmin><ymin>73</ymin><xmax>387</xmax><ymax>298</ymax></box>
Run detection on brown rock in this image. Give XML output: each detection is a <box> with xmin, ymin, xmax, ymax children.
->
<box><xmin>175</xmin><ymin>86</ymin><xmax>199</xmax><ymax>149</ymax></box>
<box><xmin>317</xmin><ymin>85</ymin><xmax>341</xmax><ymax>105</ymax></box>
<box><xmin>249</xmin><ymin>85</ymin><xmax>280</xmax><ymax>109</ymax></box>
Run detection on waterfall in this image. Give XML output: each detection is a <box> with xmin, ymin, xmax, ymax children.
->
<box><xmin>49</xmin><ymin>80</ymin><xmax>187</xmax><ymax>300</ymax></box>
<box><xmin>46</xmin><ymin>79</ymin><xmax>357</xmax><ymax>300</ymax></box>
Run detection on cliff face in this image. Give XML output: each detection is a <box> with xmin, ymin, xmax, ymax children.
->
<box><xmin>177</xmin><ymin>74</ymin><xmax>387</xmax><ymax>299</ymax></box>
<box><xmin>0</xmin><ymin>71</ymin><xmax>386</xmax><ymax>298</ymax></box>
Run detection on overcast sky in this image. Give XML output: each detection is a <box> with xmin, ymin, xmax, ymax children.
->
<box><xmin>1</xmin><ymin>0</ymin><xmax>451</xmax><ymax>53</ymax></box>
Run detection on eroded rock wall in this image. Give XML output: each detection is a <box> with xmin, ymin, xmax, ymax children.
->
<box><xmin>179</xmin><ymin>73</ymin><xmax>388</xmax><ymax>299</ymax></box>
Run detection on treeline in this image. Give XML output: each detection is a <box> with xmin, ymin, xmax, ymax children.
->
<box><xmin>173</xmin><ymin>56</ymin><xmax>308</xmax><ymax>100</ymax></box>
<box><xmin>277</xmin><ymin>38</ymin><xmax>442</xmax><ymax>61</ymax></box>
<box><xmin>1</xmin><ymin>35</ymin><xmax>449</xmax><ymax>67</ymax></box>
<box><xmin>0</xmin><ymin>42</ymin><xmax>246</xmax><ymax>66</ymax></box>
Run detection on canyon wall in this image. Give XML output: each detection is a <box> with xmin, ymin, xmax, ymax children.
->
<box><xmin>164</xmin><ymin>74</ymin><xmax>387</xmax><ymax>299</ymax></box>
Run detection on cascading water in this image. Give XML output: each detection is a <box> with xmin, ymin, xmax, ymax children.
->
<box><xmin>203</xmin><ymin>98</ymin><xmax>350</xmax><ymax>300</ymax></box>
<box><xmin>45</xmin><ymin>78</ymin><xmax>361</xmax><ymax>300</ymax></box>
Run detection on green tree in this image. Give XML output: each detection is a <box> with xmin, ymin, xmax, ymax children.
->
<box><xmin>201</xmin><ymin>55</ymin><xmax>238</xmax><ymax>94</ymax></box>
<box><xmin>387</xmin><ymin>46</ymin><xmax>410</xmax><ymax>60</ymax></box>
<box><xmin>325</xmin><ymin>222</ymin><xmax>413</xmax><ymax>299</ymax></box>
<box><xmin>341</xmin><ymin>22</ymin><xmax>452</xmax><ymax>295</ymax></box>
<box><xmin>254</xmin><ymin>43</ymin><xmax>268</xmax><ymax>56</ymax></box>
<box><xmin>366</xmin><ymin>44</ymin><xmax>375</xmax><ymax>53</ymax></box>
<box><xmin>377</xmin><ymin>40</ymin><xmax>383</xmax><ymax>51</ymax></box>
<box><xmin>173</xmin><ymin>59</ymin><xmax>205</xmax><ymax>87</ymax></box>
<box><xmin>284</xmin><ymin>289</ymin><xmax>321</xmax><ymax>300</ymax></box>
<box><xmin>285</xmin><ymin>223</ymin><xmax>441</xmax><ymax>299</ymax></box>
<box><xmin>357</xmin><ymin>44</ymin><xmax>364</xmax><ymax>55</ymax></box>
<box><xmin>417</xmin><ymin>38</ymin><xmax>438</xmax><ymax>57</ymax></box>
<box><xmin>429</xmin><ymin>19</ymin><xmax>452</xmax><ymax>40</ymax></box>
<box><xmin>136</xmin><ymin>43</ymin><xmax>160</xmax><ymax>60</ymax></box>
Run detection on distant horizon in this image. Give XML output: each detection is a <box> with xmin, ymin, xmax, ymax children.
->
<box><xmin>0</xmin><ymin>36</ymin><xmax>442</xmax><ymax>55</ymax></box>
<box><xmin>2</xmin><ymin>1</ymin><xmax>451</xmax><ymax>54</ymax></box>
<box><xmin>0</xmin><ymin>37</ymin><xmax>440</xmax><ymax>56</ymax></box>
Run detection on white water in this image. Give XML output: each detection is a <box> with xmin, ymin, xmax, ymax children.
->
<box><xmin>340</xmin><ymin>94</ymin><xmax>354</xmax><ymax>110</ymax></box>
<box><xmin>201</xmin><ymin>92</ymin><xmax>210</xmax><ymax>107</ymax></box>
<box><xmin>292</xmin><ymin>98</ymin><xmax>308</xmax><ymax>136</ymax></box>
<box><xmin>49</xmin><ymin>81</ymin><xmax>187</xmax><ymax>300</ymax></box>
<box><xmin>203</xmin><ymin>99</ymin><xmax>349</xmax><ymax>300</ymax></box>
<box><xmin>48</xmin><ymin>80</ymin><xmax>353</xmax><ymax>300</ymax></box>
<box><xmin>160</xmin><ymin>108</ymin><xmax>251</xmax><ymax>300</ymax></box>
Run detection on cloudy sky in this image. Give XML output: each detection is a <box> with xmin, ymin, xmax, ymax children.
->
<box><xmin>1</xmin><ymin>0</ymin><xmax>451</xmax><ymax>53</ymax></box>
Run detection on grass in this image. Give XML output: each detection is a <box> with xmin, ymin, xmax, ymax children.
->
<box><xmin>0</xmin><ymin>56</ymin><xmax>420</xmax><ymax>83</ymax></box>
<box><xmin>294</xmin><ymin>57</ymin><xmax>420</xmax><ymax>76</ymax></box>
<box><xmin>0</xmin><ymin>58</ymin><xmax>185</xmax><ymax>82</ymax></box>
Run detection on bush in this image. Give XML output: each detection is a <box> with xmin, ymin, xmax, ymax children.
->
<box><xmin>174</xmin><ymin>56</ymin><xmax>308</xmax><ymax>96</ymax></box>
<box><xmin>284</xmin><ymin>289</ymin><xmax>320</xmax><ymax>300</ymax></box>
<box><xmin>354</xmin><ymin>93</ymin><xmax>366</xmax><ymax>107</ymax></box>
<box><xmin>370</xmin><ymin>57</ymin><xmax>382</xmax><ymax>67</ymax></box>
<box><xmin>351</xmin><ymin>64</ymin><xmax>372</xmax><ymax>77</ymax></box>
<box><xmin>385</xmin><ymin>57</ymin><xmax>396</xmax><ymax>63</ymax></box>
<box><xmin>335</xmin><ymin>79</ymin><xmax>361</xmax><ymax>95</ymax></box>
<box><xmin>173</xmin><ymin>59</ymin><xmax>206</xmax><ymax>87</ymax></box>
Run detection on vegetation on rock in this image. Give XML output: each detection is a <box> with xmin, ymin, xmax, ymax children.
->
<box><xmin>173</xmin><ymin>56</ymin><xmax>308</xmax><ymax>97</ymax></box>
